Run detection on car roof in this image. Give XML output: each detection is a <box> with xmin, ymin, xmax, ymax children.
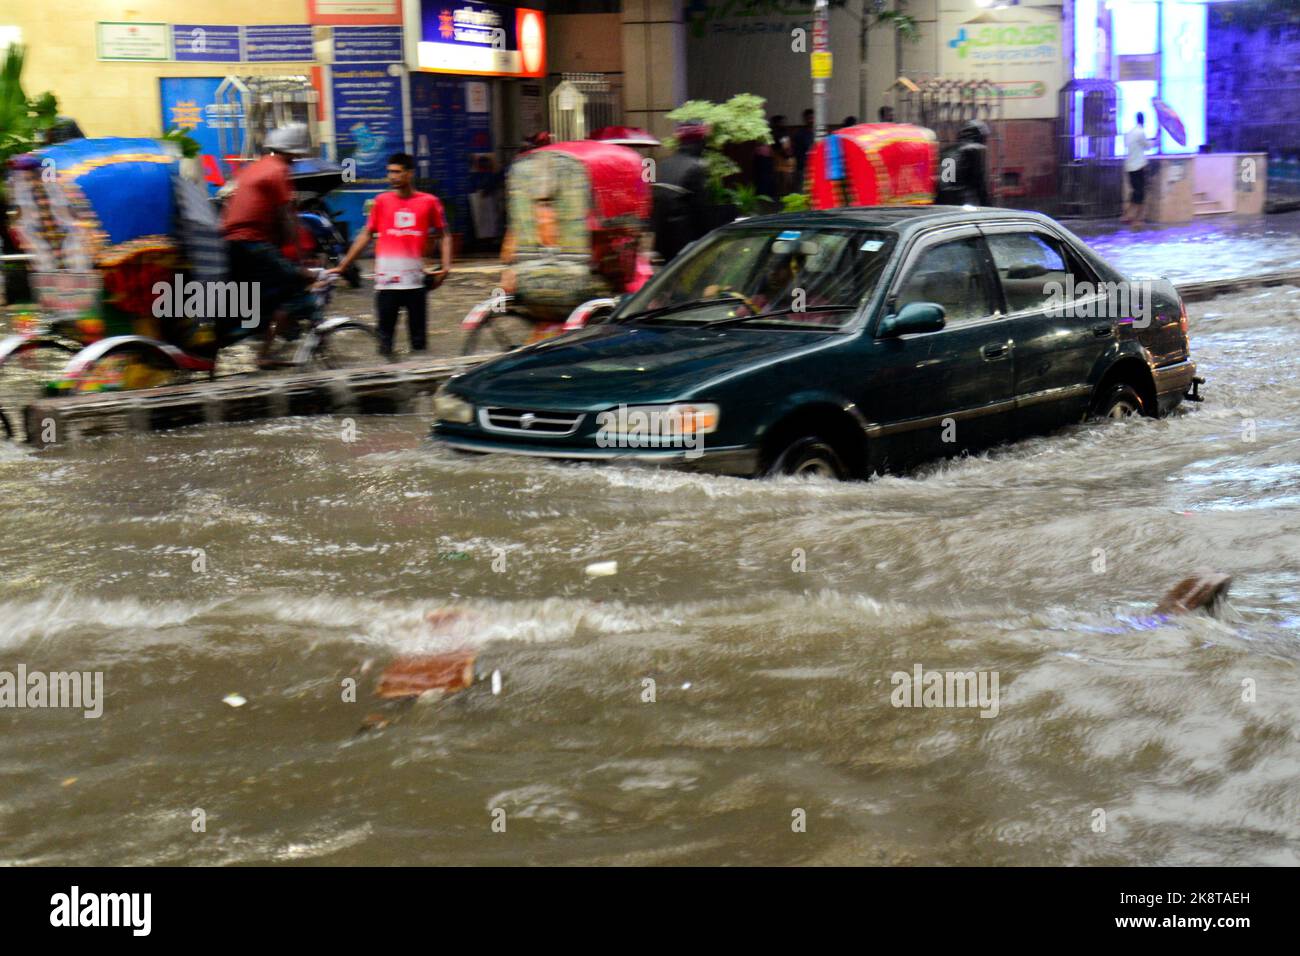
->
<box><xmin>722</xmin><ymin>205</ymin><xmax>1062</xmax><ymax>237</ymax></box>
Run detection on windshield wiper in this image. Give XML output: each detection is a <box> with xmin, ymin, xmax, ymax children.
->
<box><xmin>615</xmin><ymin>297</ymin><xmax>756</xmax><ymax>323</ymax></box>
<box><xmin>697</xmin><ymin>305</ymin><xmax>859</xmax><ymax>328</ymax></box>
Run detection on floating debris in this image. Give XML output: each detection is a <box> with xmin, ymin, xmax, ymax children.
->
<box><xmin>377</xmin><ymin>651</ymin><xmax>477</xmax><ymax>701</ymax></box>
<box><xmin>490</xmin><ymin>669</ymin><xmax>503</xmax><ymax>696</ymax></box>
<box><xmin>585</xmin><ymin>560</ymin><xmax>618</xmax><ymax>577</ymax></box>
<box><xmin>357</xmin><ymin>713</ymin><xmax>391</xmax><ymax>734</ymax></box>
<box><xmin>222</xmin><ymin>693</ymin><xmax>247</xmax><ymax>708</ymax></box>
<box><xmin>1155</xmin><ymin>571</ymin><xmax>1232</xmax><ymax>617</ymax></box>
<box><xmin>425</xmin><ymin>608</ymin><xmax>467</xmax><ymax>631</ymax></box>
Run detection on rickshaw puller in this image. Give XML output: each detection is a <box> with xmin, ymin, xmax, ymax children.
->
<box><xmin>220</xmin><ymin>124</ymin><xmax>319</xmax><ymax>368</ymax></box>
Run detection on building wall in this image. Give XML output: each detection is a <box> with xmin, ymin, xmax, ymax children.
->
<box><xmin>548</xmin><ymin>12</ymin><xmax>624</xmax><ymax>74</ymax></box>
<box><xmin>6</xmin><ymin>0</ymin><xmax>316</xmax><ymax>139</ymax></box>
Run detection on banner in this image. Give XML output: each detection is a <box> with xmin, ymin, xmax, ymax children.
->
<box><xmin>333</xmin><ymin>25</ymin><xmax>405</xmax><ymax>63</ymax></box>
<box><xmin>244</xmin><ymin>24</ymin><xmax>315</xmax><ymax>63</ymax></box>
<box><xmin>331</xmin><ymin>65</ymin><xmax>406</xmax><ymax>185</ymax></box>
<box><xmin>172</xmin><ymin>25</ymin><xmax>243</xmax><ymax>62</ymax></box>
<box><xmin>937</xmin><ymin>7</ymin><xmax>1064</xmax><ymax>120</ymax></box>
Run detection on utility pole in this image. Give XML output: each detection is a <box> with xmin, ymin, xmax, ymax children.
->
<box><xmin>812</xmin><ymin>0</ymin><xmax>831</xmax><ymax>141</ymax></box>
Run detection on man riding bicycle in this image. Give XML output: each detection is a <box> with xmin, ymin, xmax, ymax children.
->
<box><xmin>220</xmin><ymin>123</ymin><xmax>320</xmax><ymax>368</ymax></box>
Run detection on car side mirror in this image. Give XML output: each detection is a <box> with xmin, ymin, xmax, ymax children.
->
<box><xmin>877</xmin><ymin>301</ymin><xmax>946</xmax><ymax>338</ymax></box>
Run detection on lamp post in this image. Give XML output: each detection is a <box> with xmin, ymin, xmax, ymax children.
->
<box><xmin>812</xmin><ymin>0</ymin><xmax>830</xmax><ymax>140</ymax></box>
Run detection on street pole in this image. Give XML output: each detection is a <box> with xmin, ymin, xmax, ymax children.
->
<box><xmin>812</xmin><ymin>0</ymin><xmax>830</xmax><ymax>141</ymax></box>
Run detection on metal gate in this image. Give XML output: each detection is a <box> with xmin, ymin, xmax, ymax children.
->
<box><xmin>1057</xmin><ymin>79</ymin><xmax>1122</xmax><ymax>218</ymax></box>
<box><xmin>891</xmin><ymin>76</ymin><xmax>1005</xmax><ymax>205</ymax></box>
<box><xmin>548</xmin><ymin>72</ymin><xmax>621</xmax><ymax>142</ymax></box>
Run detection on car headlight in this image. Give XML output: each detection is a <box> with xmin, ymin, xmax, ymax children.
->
<box><xmin>434</xmin><ymin>385</ymin><xmax>474</xmax><ymax>424</ymax></box>
<box><xmin>595</xmin><ymin>403</ymin><xmax>720</xmax><ymax>439</ymax></box>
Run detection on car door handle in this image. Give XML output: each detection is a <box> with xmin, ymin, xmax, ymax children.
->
<box><xmin>981</xmin><ymin>342</ymin><xmax>1010</xmax><ymax>360</ymax></box>
<box><xmin>1091</xmin><ymin>323</ymin><xmax>1113</xmax><ymax>337</ymax></box>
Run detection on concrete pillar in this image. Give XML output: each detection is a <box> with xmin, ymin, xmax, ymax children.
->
<box><xmin>622</xmin><ymin>0</ymin><xmax>688</xmax><ymax>141</ymax></box>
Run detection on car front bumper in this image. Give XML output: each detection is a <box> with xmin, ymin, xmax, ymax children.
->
<box><xmin>431</xmin><ymin>432</ymin><xmax>760</xmax><ymax>476</ymax></box>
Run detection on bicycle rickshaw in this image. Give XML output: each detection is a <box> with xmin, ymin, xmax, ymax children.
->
<box><xmin>0</xmin><ymin>137</ymin><xmax>375</xmax><ymax>437</ymax></box>
<box><xmin>806</xmin><ymin>123</ymin><xmax>938</xmax><ymax>210</ymax></box>
<box><xmin>460</xmin><ymin>140</ymin><xmax>652</xmax><ymax>355</ymax></box>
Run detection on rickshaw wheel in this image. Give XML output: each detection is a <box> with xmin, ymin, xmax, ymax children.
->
<box><xmin>305</xmin><ymin>322</ymin><xmax>382</xmax><ymax>370</ymax></box>
<box><xmin>460</xmin><ymin>313</ymin><xmax>539</xmax><ymax>357</ymax></box>
<box><xmin>65</xmin><ymin>346</ymin><xmax>192</xmax><ymax>393</ymax></box>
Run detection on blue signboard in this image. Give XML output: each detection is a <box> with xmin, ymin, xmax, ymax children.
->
<box><xmin>160</xmin><ymin>76</ymin><xmax>240</xmax><ymax>193</ymax></box>
<box><xmin>244</xmin><ymin>24</ymin><xmax>315</xmax><ymax>63</ymax></box>
<box><xmin>172</xmin><ymin>25</ymin><xmax>243</xmax><ymax>62</ymax></box>
<box><xmin>332</xmin><ymin>65</ymin><xmax>405</xmax><ymax>185</ymax></box>
<box><xmin>334</xmin><ymin>25</ymin><xmax>404</xmax><ymax>64</ymax></box>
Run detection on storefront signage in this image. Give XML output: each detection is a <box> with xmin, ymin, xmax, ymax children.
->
<box><xmin>244</xmin><ymin>24</ymin><xmax>316</xmax><ymax>63</ymax></box>
<box><xmin>333</xmin><ymin>25</ymin><xmax>405</xmax><ymax>63</ymax></box>
<box><xmin>937</xmin><ymin>8</ymin><xmax>1064</xmax><ymax>120</ymax></box>
<box><xmin>172</xmin><ymin>25</ymin><xmax>244</xmax><ymax>62</ymax></box>
<box><xmin>417</xmin><ymin>2</ymin><xmax>546</xmax><ymax>78</ymax></box>
<box><xmin>331</xmin><ymin>66</ymin><xmax>406</xmax><ymax>184</ymax></box>
<box><xmin>309</xmin><ymin>0</ymin><xmax>403</xmax><ymax>23</ymax></box>
<box><xmin>97</xmin><ymin>22</ymin><xmax>170</xmax><ymax>61</ymax></box>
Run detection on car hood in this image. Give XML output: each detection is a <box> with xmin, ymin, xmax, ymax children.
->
<box><xmin>451</xmin><ymin>323</ymin><xmax>838</xmax><ymax>408</ymax></box>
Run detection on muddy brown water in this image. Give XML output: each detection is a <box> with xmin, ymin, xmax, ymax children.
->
<box><xmin>0</xmin><ymin>281</ymin><xmax>1298</xmax><ymax>865</ymax></box>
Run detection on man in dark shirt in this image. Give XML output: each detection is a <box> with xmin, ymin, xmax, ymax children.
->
<box><xmin>791</xmin><ymin>108</ymin><xmax>816</xmax><ymax>188</ymax></box>
<box><xmin>652</xmin><ymin>121</ymin><xmax>712</xmax><ymax>264</ymax></box>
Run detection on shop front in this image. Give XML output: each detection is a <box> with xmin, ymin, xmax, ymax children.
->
<box><xmin>1068</xmin><ymin>0</ymin><xmax>1262</xmax><ymax>221</ymax></box>
<box><xmin>407</xmin><ymin>1</ymin><xmax>548</xmax><ymax>245</ymax></box>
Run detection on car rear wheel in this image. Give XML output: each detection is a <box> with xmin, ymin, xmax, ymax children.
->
<box><xmin>767</xmin><ymin>436</ymin><xmax>847</xmax><ymax>480</ymax></box>
<box><xmin>1094</xmin><ymin>383</ymin><xmax>1145</xmax><ymax>419</ymax></box>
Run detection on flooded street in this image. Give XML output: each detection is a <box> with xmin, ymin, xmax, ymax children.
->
<box><xmin>2</xmin><ymin>241</ymin><xmax>1300</xmax><ymax>863</ymax></box>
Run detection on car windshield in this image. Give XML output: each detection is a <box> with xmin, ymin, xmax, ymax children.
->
<box><xmin>616</xmin><ymin>227</ymin><xmax>896</xmax><ymax>329</ymax></box>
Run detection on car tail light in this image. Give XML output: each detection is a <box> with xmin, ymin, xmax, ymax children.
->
<box><xmin>1178</xmin><ymin>298</ymin><xmax>1189</xmax><ymax>337</ymax></box>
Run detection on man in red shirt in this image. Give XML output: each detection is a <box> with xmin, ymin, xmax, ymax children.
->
<box><xmin>220</xmin><ymin>124</ymin><xmax>318</xmax><ymax>367</ymax></box>
<box><xmin>333</xmin><ymin>152</ymin><xmax>451</xmax><ymax>356</ymax></box>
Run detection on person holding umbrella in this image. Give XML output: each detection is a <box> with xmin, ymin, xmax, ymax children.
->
<box><xmin>1123</xmin><ymin>111</ymin><xmax>1153</xmax><ymax>225</ymax></box>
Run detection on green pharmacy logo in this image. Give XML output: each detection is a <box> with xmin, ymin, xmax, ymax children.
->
<box><xmin>948</xmin><ymin>22</ymin><xmax>1058</xmax><ymax>61</ymax></box>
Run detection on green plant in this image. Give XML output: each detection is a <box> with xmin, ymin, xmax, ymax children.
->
<box><xmin>665</xmin><ymin>94</ymin><xmax>773</xmax><ymax>197</ymax></box>
<box><xmin>161</xmin><ymin>127</ymin><xmax>201</xmax><ymax>159</ymax></box>
<box><xmin>727</xmin><ymin>183</ymin><xmax>772</xmax><ymax>216</ymax></box>
<box><xmin>0</xmin><ymin>45</ymin><xmax>58</xmax><ymax>170</ymax></box>
<box><xmin>781</xmin><ymin>192</ymin><xmax>811</xmax><ymax>213</ymax></box>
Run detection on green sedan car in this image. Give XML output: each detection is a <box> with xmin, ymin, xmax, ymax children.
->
<box><xmin>432</xmin><ymin>207</ymin><xmax>1200</xmax><ymax>480</ymax></box>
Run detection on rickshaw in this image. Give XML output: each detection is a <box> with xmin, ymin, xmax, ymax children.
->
<box><xmin>0</xmin><ymin>137</ymin><xmax>374</xmax><ymax>436</ymax></box>
<box><xmin>460</xmin><ymin>140</ymin><xmax>652</xmax><ymax>355</ymax></box>
<box><xmin>806</xmin><ymin>122</ymin><xmax>938</xmax><ymax>210</ymax></box>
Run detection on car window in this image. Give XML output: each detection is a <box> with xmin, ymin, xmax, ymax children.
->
<box><xmin>617</xmin><ymin>227</ymin><xmax>895</xmax><ymax>329</ymax></box>
<box><xmin>985</xmin><ymin>232</ymin><xmax>1070</xmax><ymax>314</ymax></box>
<box><xmin>894</xmin><ymin>237</ymin><xmax>997</xmax><ymax>327</ymax></box>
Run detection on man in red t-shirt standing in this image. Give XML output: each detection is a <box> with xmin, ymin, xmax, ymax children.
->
<box><xmin>333</xmin><ymin>152</ymin><xmax>451</xmax><ymax>356</ymax></box>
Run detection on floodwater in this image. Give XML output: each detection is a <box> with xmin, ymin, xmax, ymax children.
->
<box><xmin>1</xmin><ymin>276</ymin><xmax>1299</xmax><ymax>865</ymax></box>
<box><xmin>1072</xmin><ymin>209</ymin><xmax>1300</xmax><ymax>282</ymax></box>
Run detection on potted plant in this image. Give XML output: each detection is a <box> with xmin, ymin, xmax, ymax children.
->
<box><xmin>664</xmin><ymin>94</ymin><xmax>773</xmax><ymax>227</ymax></box>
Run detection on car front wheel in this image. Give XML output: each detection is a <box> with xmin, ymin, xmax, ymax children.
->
<box><xmin>766</xmin><ymin>436</ymin><xmax>847</xmax><ymax>480</ymax></box>
<box><xmin>1094</xmin><ymin>383</ymin><xmax>1145</xmax><ymax>419</ymax></box>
